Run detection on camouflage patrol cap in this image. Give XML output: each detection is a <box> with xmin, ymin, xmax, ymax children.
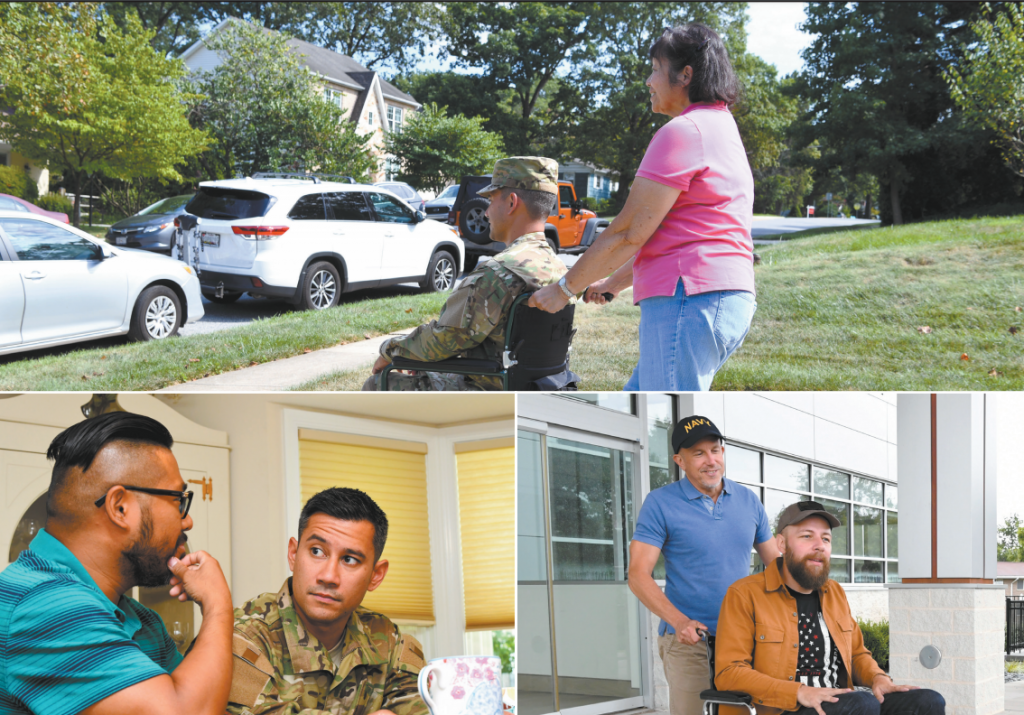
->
<box><xmin>477</xmin><ymin>156</ymin><xmax>559</xmax><ymax>198</ymax></box>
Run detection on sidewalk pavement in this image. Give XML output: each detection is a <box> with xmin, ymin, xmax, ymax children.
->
<box><xmin>158</xmin><ymin>328</ymin><xmax>415</xmax><ymax>392</ymax></box>
<box><xmin>1008</xmin><ymin>680</ymin><xmax>1024</xmax><ymax>714</ymax></box>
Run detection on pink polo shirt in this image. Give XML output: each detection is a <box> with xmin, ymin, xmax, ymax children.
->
<box><xmin>632</xmin><ymin>102</ymin><xmax>755</xmax><ymax>302</ymax></box>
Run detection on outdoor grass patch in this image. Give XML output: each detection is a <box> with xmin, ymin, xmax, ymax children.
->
<box><xmin>0</xmin><ymin>292</ymin><xmax>447</xmax><ymax>391</ymax></box>
<box><xmin>714</xmin><ymin>215</ymin><xmax>1024</xmax><ymax>390</ymax></box>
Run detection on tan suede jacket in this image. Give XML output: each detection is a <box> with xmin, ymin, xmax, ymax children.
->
<box><xmin>714</xmin><ymin>558</ymin><xmax>886</xmax><ymax>715</ymax></box>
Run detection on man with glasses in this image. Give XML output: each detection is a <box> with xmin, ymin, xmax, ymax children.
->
<box><xmin>0</xmin><ymin>411</ymin><xmax>234</xmax><ymax>715</ymax></box>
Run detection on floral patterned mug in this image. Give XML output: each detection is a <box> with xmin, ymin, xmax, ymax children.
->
<box><xmin>417</xmin><ymin>655</ymin><xmax>503</xmax><ymax>715</ymax></box>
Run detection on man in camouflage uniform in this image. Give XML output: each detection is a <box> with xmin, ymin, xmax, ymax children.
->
<box><xmin>226</xmin><ymin>488</ymin><xmax>427</xmax><ymax>715</ymax></box>
<box><xmin>363</xmin><ymin>156</ymin><xmax>569</xmax><ymax>391</ymax></box>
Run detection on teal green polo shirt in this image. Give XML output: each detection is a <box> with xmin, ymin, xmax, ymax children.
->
<box><xmin>0</xmin><ymin>529</ymin><xmax>183</xmax><ymax>715</ymax></box>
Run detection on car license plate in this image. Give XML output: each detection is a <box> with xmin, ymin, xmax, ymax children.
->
<box><xmin>200</xmin><ymin>231</ymin><xmax>220</xmax><ymax>247</ymax></box>
<box><xmin>115</xmin><ymin>236</ymin><xmax>127</xmax><ymax>245</ymax></box>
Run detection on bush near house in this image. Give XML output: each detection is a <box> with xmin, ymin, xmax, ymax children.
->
<box><xmin>35</xmin><ymin>193</ymin><xmax>74</xmax><ymax>215</ymax></box>
<box><xmin>580</xmin><ymin>196</ymin><xmax>611</xmax><ymax>214</ymax></box>
<box><xmin>0</xmin><ymin>165</ymin><xmax>36</xmax><ymax>201</ymax></box>
<box><xmin>858</xmin><ymin>619</ymin><xmax>889</xmax><ymax>672</ymax></box>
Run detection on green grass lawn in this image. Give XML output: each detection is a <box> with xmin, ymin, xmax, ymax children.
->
<box><xmin>7</xmin><ymin>215</ymin><xmax>1023</xmax><ymax>391</ymax></box>
<box><xmin>275</xmin><ymin>216</ymin><xmax>1024</xmax><ymax>392</ymax></box>
<box><xmin>0</xmin><ymin>291</ymin><xmax>447</xmax><ymax>391</ymax></box>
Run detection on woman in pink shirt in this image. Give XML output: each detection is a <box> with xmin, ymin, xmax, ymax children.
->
<box><xmin>530</xmin><ymin>23</ymin><xmax>756</xmax><ymax>391</ymax></box>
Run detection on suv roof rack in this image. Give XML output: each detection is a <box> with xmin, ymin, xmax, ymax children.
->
<box><xmin>250</xmin><ymin>172</ymin><xmax>357</xmax><ymax>185</ymax></box>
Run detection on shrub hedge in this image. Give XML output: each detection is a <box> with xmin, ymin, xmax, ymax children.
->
<box><xmin>858</xmin><ymin>619</ymin><xmax>889</xmax><ymax>672</ymax></box>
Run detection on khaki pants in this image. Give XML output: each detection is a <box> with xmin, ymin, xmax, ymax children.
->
<box><xmin>659</xmin><ymin>635</ymin><xmax>711</xmax><ymax>715</ymax></box>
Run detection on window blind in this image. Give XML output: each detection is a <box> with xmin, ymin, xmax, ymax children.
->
<box><xmin>456</xmin><ymin>446</ymin><xmax>515</xmax><ymax>631</ymax></box>
<box><xmin>298</xmin><ymin>436</ymin><xmax>434</xmax><ymax>624</ymax></box>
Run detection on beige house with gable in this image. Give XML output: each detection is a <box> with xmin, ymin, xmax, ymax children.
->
<box><xmin>180</xmin><ymin>18</ymin><xmax>421</xmax><ymax>183</ymax></box>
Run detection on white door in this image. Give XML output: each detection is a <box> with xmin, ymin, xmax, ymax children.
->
<box><xmin>0</xmin><ymin>218</ymin><xmax>128</xmax><ymax>343</ymax></box>
<box><xmin>325</xmin><ymin>191</ymin><xmax>384</xmax><ymax>285</ymax></box>
<box><xmin>368</xmin><ymin>191</ymin><xmax>427</xmax><ymax>280</ymax></box>
<box><xmin>0</xmin><ymin>261</ymin><xmax>25</xmax><ymax>348</ymax></box>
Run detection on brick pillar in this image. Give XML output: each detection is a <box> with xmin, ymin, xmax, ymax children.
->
<box><xmin>892</xmin><ymin>394</ymin><xmax>1003</xmax><ymax>715</ymax></box>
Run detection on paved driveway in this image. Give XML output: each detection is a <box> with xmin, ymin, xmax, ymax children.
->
<box><xmin>752</xmin><ymin>216</ymin><xmax>879</xmax><ymax>244</ymax></box>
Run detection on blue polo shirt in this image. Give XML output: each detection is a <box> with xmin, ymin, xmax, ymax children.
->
<box><xmin>0</xmin><ymin>529</ymin><xmax>183</xmax><ymax>715</ymax></box>
<box><xmin>633</xmin><ymin>477</ymin><xmax>772</xmax><ymax>636</ymax></box>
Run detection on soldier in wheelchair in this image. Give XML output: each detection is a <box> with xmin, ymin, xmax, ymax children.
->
<box><xmin>364</xmin><ymin>156</ymin><xmax>579</xmax><ymax>392</ymax></box>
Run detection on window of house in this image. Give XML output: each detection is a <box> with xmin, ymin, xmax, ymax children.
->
<box><xmin>0</xmin><ymin>153</ymin><xmax>8</xmax><ymax>167</ymax></box>
<box><xmin>368</xmin><ymin>111</ymin><xmax>374</xmax><ymax>126</ymax></box>
<box><xmin>725</xmin><ymin>446</ymin><xmax>899</xmax><ymax>584</ymax></box>
<box><xmin>323</xmin><ymin>88</ymin><xmax>344</xmax><ymax>110</ymax></box>
<box><xmin>594</xmin><ymin>175</ymin><xmax>603</xmax><ymax>190</ymax></box>
<box><xmin>387</xmin><ymin>105</ymin><xmax>404</xmax><ymax>133</ymax></box>
<box><xmin>383</xmin><ymin>156</ymin><xmax>400</xmax><ymax>182</ymax></box>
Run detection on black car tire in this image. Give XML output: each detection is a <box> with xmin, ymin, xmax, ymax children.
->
<box><xmin>128</xmin><ymin>285</ymin><xmax>182</xmax><ymax>342</ymax></box>
<box><xmin>201</xmin><ymin>289</ymin><xmax>243</xmax><ymax>304</ymax></box>
<box><xmin>421</xmin><ymin>251</ymin><xmax>457</xmax><ymax>292</ymax></box>
<box><xmin>298</xmin><ymin>261</ymin><xmax>341</xmax><ymax>310</ymax></box>
<box><xmin>546</xmin><ymin>234</ymin><xmax>559</xmax><ymax>254</ymax></box>
<box><xmin>459</xmin><ymin>197</ymin><xmax>491</xmax><ymax>245</ymax></box>
<box><xmin>464</xmin><ymin>253</ymin><xmax>481</xmax><ymax>273</ymax></box>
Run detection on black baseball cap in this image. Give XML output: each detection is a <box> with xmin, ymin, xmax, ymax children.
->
<box><xmin>671</xmin><ymin>416</ymin><xmax>724</xmax><ymax>453</ymax></box>
<box><xmin>776</xmin><ymin>500</ymin><xmax>841</xmax><ymax>532</ymax></box>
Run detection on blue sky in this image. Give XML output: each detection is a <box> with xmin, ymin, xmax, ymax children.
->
<box><xmin>746</xmin><ymin>2</ymin><xmax>813</xmax><ymax>77</ymax></box>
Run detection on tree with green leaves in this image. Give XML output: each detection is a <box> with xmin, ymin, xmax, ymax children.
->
<box><xmin>945</xmin><ymin>3</ymin><xmax>1024</xmax><ymax>179</ymax></box>
<box><xmin>182</xmin><ymin>19</ymin><xmax>376</xmax><ymax>181</ymax></box>
<box><xmin>793</xmin><ymin>3</ymin><xmax>987</xmax><ymax>225</ymax></box>
<box><xmin>384</xmin><ymin>103</ymin><xmax>505</xmax><ymax>195</ymax></box>
<box><xmin>0</xmin><ymin>3</ymin><xmax>210</xmax><ymax>226</ymax></box>
<box><xmin>444</xmin><ymin>2</ymin><xmax>600</xmax><ymax>155</ymax></box>
<box><xmin>102</xmin><ymin>2</ymin><xmax>213</xmax><ymax>58</ymax></box>
<box><xmin>190</xmin><ymin>2</ymin><xmax>443</xmax><ymax>75</ymax></box>
<box><xmin>999</xmin><ymin>514</ymin><xmax>1024</xmax><ymax>562</ymax></box>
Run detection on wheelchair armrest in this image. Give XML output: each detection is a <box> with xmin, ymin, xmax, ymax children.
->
<box><xmin>699</xmin><ymin>691</ymin><xmax>753</xmax><ymax>705</ymax></box>
<box><xmin>390</xmin><ymin>355</ymin><xmax>502</xmax><ymax>372</ymax></box>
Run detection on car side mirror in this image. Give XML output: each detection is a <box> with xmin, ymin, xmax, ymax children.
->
<box><xmin>415</xmin><ymin>210</ymin><xmax>426</xmax><ymax>223</ymax></box>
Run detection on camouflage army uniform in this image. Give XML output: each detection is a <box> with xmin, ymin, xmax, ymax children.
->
<box><xmin>226</xmin><ymin>579</ymin><xmax>428</xmax><ymax>715</ymax></box>
<box><xmin>367</xmin><ymin>231</ymin><xmax>568</xmax><ymax>391</ymax></box>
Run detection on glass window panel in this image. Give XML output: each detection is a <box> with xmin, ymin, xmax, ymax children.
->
<box><xmin>647</xmin><ymin>394</ymin><xmax>675</xmax><ymax>492</ymax></box>
<box><xmin>561</xmin><ymin>394</ymin><xmax>635</xmax><ymax>414</ymax></box>
<box><xmin>764</xmin><ymin>455</ymin><xmax>809</xmax><ymax>492</ymax></box>
<box><xmin>750</xmin><ymin>550</ymin><xmax>766</xmax><ymax>575</ymax></box>
<box><xmin>728</xmin><ymin>446</ymin><xmax>761</xmax><ymax>484</ymax></box>
<box><xmin>829</xmin><ymin>557</ymin><xmax>850</xmax><ymax>583</ymax></box>
<box><xmin>287</xmin><ymin>194</ymin><xmax>326</xmax><ymax>221</ymax></box>
<box><xmin>559</xmin><ymin>185</ymin><xmax>574</xmax><ymax>208</ymax></box>
<box><xmin>764</xmin><ymin>488</ymin><xmax>809</xmax><ymax>535</ymax></box>
<box><xmin>548</xmin><ymin>438</ymin><xmax>633</xmax><ymax>581</ymax></box>
<box><xmin>854</xmin><ymin>560</ymin><xmax>884</xmax><ymax>584</ymax></box>
<box><xmin>515</xmin><ymin>431</ymin><xmax>547</xmax><ymax>582</ymax></box>
<box><xmin>887</xmin><ymin>561</ymin><xmax>901</xmax><ymax>584</ymax></box>
<box><xmin>813</xmin><ymin>468</ymin><xmax>850</xmax><ymax>499</ymax></box>
<box><xmin>325</xmin><ymin>192</ymin><xmax>373</xmax><ymax>221</ymax></box>
<box><xmin>853</xmin><ymin>476</ymin><xmax>883</xmax><ymax>506</ymax></box>
<box><xmin>886</xmin><ymin>485</ymin><xmax>898</xmax><ymax>509</ymax></box>
<box><xmin>815</xmin><ymin>498</ymin><xmax>850</xmax><ymax>556</ymax></box>
<box><xmin>853</xmin><ymin>505</ymin><xmax>883</xmax><ymax>557</ymax></box>
<box><xmin>0</xmin><ymin>218</ymin><xmax>101</xmax><ymax>261</ymax></box>
<box><xmin>887</xmin><ymin>511</ymin><xmax>898</xmax><ymax>558</ymax></box>
<box><xmin>369</xmin><ymin>191</ymin><xmax>415</xmax><ymax>223</ymax></box>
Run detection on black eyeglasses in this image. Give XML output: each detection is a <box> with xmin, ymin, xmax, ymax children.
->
<box><xmin>94</xmin><ymin>486</ymin><xmax>194</xmax><ymax>519</ymax></box>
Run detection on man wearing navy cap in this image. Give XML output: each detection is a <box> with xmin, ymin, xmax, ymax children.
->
<box><xmin>629</xmin><ymin>416</ymin><xmax>780</xmax><ymax>715</ymax></box>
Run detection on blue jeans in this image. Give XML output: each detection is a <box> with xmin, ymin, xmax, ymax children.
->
<box><xmin>793</xmin><ymin>689</ymin><xmax>945</xmax><ymax>715</ymax></box>
<box><xmin>624</xmin><ymin>281</ymin><xmax>756</xmax><ymax>391</ymax></box>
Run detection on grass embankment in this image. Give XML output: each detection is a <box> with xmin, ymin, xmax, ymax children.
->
<box><xmin>301</xmin><ymin>216</ymin><xmax>1024</xmax><ymax>391</ymax></box>
<box><xmin>0</xmin><ymin>292</ymin><xmax>447</xmax><ymax>391</ymax></box>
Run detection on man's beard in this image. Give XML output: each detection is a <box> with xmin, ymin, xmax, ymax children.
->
<box><xmin>122</xmin><ymin>508</ymin><xmax>176</xmax><ymax>588</ymax></box>
<box><xmin>784</xmin><ymin>543</ymin><xmax>831</xmax><ymax>591</ymax></box>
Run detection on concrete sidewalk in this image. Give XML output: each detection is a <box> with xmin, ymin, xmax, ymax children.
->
<box><xmin>158</xmin><ymin>328</ymin><xmax>415</xmax><ymax>392</ymax></box>
<box><xmin>1008</xmin><ymin>680</ymin><xmax>1024</xmax><ymax>714</ymax></box>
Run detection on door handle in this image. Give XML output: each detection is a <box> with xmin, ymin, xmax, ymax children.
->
<box><xmin>24</xmin><ymin>271</ymin><xmax>45</xmax><ymax>280</ymax></box>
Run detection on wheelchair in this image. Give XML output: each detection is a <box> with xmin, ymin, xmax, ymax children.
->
<box><xmin>697</xmin><ymin>628</ymin><xmax>756</xmax><ymax>715</ymax></box>
<box><xmin>379</xmin><ymin>291</ymin><xmax>579</xmax><ymax>391</ymax></box>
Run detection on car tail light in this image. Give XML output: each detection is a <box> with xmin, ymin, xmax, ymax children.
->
<box><xmin>173</xmin><ymin>217</ymin><xmax>180</xmax><ymax>227</ymax></box>
<box><xmin>231</xmin><ymin>225</ymin><xmax>290</xmax><ymax>240</ymax></box>
<box><xmin>251</xmin><ymin>277</ymin><xmax>264</xmax><ymax>287</ymax></box>
<box><xmin>447</xmin><ymin>210</ymin><xmax>455</xmax><ymax>225</ymax></box>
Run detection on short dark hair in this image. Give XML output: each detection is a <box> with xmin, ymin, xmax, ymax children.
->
<box><xmin>298</xmin><ymin>487</ymin><xmax>389</xmax><ymax>562</ymax></box>
<box><xmin>500</xmin><ymin>186</ymin><xmax>556</xmax><ymax>222</ymax></box>
<box><xmin>649</xmin><ymin>23</ymin><xmax>739</xmax><ymax>106</ymax></box>
<box><xmin>45</xmin><ymin>412</ymin><xmax>174</xmax><ymax>519</ymax></box>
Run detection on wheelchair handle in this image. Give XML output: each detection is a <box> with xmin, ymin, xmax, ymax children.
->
<box><xmin>601</xmin><ymin>292</ymin><xmax>614</xmax><ymax>302</ymax></box>
<box><xmin>696</xmin><ymin>628</ymin><xmax>709</xmax><ymax>642</ymax></box>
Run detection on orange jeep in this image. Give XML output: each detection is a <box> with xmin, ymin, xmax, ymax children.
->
<box><xmin>448</xmin><ymin>175</ymin><xmax>609</xmax><ymax>271</ymax></box>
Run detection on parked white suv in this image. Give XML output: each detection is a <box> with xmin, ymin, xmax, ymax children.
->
<box><xmin>182</xmin><ymin>175</ymin><xmax>463</xmax><ymax>310</ymax></box>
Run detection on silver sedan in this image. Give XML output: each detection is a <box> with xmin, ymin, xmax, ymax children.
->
<box><xmin>0</xmin><ymin>211</ymin><xmax>204</xmax><ymax>356</ymax></box>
